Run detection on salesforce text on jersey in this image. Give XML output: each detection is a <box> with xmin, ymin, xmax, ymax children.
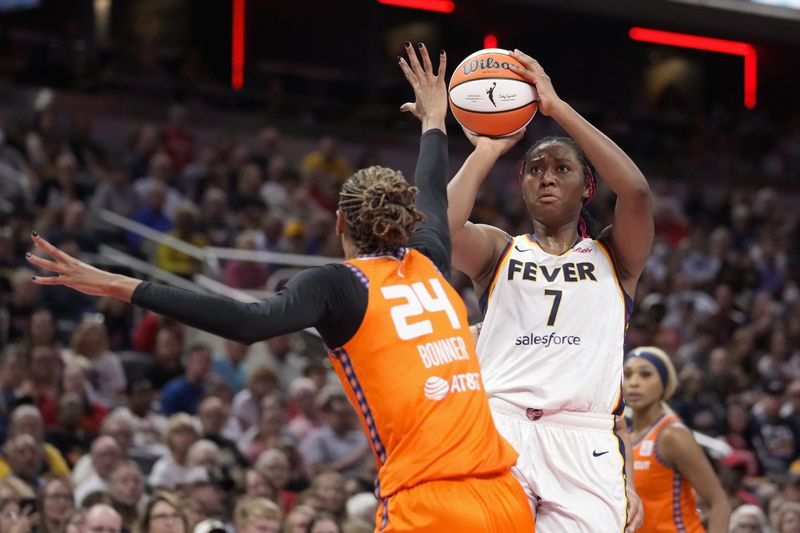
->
<box><xmin>515</xmin><ymin>332</ymin><xmax>582</xmax><ymax>347</ymax></box>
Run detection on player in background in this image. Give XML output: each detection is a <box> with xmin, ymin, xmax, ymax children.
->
<box><xmin>26</xmin><ymin>43</ymin><xmax>534</xmax><ymax>533</ymax></box>
<box><xmin>447</xmin><ymin>49</ymin><xmax>648</xmax><ymax>532</ymax></box>
<box><xmin>624</xmin><ymin>347</ymin><xmax>730</xmax><ymax>532</ymax></box>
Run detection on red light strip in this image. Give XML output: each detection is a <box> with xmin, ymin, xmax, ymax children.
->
<box><xmin>231</xmin><ymin>0</ymin><xmax>246</xmax><ymax>90</ymax></box>
<box><xmin>484</xmin><ymin>34</ymin><xmax>498</xmax><ymax>49</ymax></box>
<box><xmin>377</xmin><ymin>0</ymin><xmax>455</xmax><ymax>13</ymax></box>
<box><xmin>629</xmin><ymin>27</ymin><xmax>757</xmax><ymax>109</ymax></box>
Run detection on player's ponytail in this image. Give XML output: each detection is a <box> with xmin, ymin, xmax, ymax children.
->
<box><xmin>339</xmin><ymin>166</ymin><xmax>425</xmax><ymax>254</ymax></box>
<box><xmin>578</xmin><ymin>208</ymin><xmax>599</xmax><ymax>239</ymax></box>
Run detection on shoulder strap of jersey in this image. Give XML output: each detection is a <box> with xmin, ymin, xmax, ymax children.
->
<box><xmin>653</xmin><ymin>414</ymin><xmax>680</xmax><ymax>437</ymax></box>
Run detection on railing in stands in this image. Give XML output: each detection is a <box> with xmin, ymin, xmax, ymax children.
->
<box><xmin>98</xmin><ymin>245</ymin><xmax>203</xmax><ymax>293</ymax></box>
<box><xmin>94</xmin><ymin>208</ymin><xmax>341</xmax><ymax>273</ymax></box>
<box><xmin>96</xmin><ymin>209</ymin><xmax>218</xmax><ymax>271</ymax></box>
<box><xmin>204</xmin><ymin>246</ymin><xmax>339</xmax><ymax>267</ymax></box>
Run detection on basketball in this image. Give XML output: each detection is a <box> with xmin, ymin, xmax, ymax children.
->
<box><xmin>448</xmin><ymin>48</ymin><xmax>538</xmax><ymax>137</ymax></box>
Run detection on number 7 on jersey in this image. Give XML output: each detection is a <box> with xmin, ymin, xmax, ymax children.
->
<box><xmin>544</xmin><ymin>289</ymin><xmax>562</xmax><ymax>326</ymax></box>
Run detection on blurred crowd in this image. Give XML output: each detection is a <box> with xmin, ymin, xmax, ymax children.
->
<box><xmin>0</xmin><ymin>100</ymin><xmax>398</xmax><ymax>533</ymax></box>
<box><xmin>0</xmin><ymin>84</ymin><xmax>799</xmax><ymax>533</ymax></box>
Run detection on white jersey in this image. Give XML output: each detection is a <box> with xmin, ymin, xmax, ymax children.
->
<box><xmin>476</xmin><ymin>235</ymin><xmax>630</xmax><ymax>415</ymax></box>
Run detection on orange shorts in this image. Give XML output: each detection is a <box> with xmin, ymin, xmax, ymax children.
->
<box><xmin>376</xmin><ymin>470</ymin><xmax>535</xmax><ymax>532</ymax></box>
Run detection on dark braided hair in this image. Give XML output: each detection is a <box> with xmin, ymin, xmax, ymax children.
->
<box><xmin>520</xmin><ymin>135</ymin><xmax>599</xmax><ymax>238</ymax></box>
<box><xmin>338</xmin><ymin>166</ymin><xmax>425</xmax><ymax>254</ymax></box>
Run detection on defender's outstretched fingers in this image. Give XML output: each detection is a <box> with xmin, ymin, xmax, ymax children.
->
<box><xmin>436</xmin><ymin>49</ymin><xmax>447</xmax><ymax>82</ymax></box>
<box><xmin>31</xmin><ymin>233</ymin><xmax>68</xmax><ymax>263</ymax></box>
<box><xmin>398</xmin><ymin>57</ymin><xmax>420</xmax><ymax>92</ymax></box>
<box><xmin>25</xmin><ymin>252</ymin><xmax>64</xmax><ymax>274</ymax></box>
<box><xmin>30</xmin><ymin>274</ymin><xmax>64</xmax><ymax>285</ymax></box>
<box><xmin>418</xmin><ymin>43</ymin><xmax>433</xmax><ymax>75</ymax></box>
<box><xmin>404</xmin><ymin>42</ymin><xmax>425</xmax><ymax>79</ymax></box>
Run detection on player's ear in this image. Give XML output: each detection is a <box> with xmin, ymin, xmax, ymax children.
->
<box><xmin>335</xmin><ymin>210</ymin><xmax>345</xmax><ymax>236</ymax></box>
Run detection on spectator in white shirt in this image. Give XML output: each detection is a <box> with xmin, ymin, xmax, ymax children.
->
<box><xmin>74</xmin><ymin>436</ymin><xmax>122</xmax><ymax>505</ymax></box>
<box><xmin>148</xmin><ymin>413</ymin><xmax>200</xmax><ymax>490</ymax></box>
<box><xmin>71</xmin><ymin>411</ymin><xmax>136</xmax><ymax>488</ymax></box>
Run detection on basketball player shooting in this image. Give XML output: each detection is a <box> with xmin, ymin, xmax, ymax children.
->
<box><xmin>447</xmin><ymin>49</ymin><xmax>651</xmax><ymax>532</ymax></box>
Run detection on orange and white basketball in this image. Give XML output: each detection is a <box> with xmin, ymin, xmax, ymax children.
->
<box><xmin>448</xmin><ymin>49</ymin><xmax>538</xmax><ymax>137</ymax></box>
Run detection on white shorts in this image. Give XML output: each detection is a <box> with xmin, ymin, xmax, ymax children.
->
<box><xmin>489</xmin><ymin>398</ymin><xmax>628</xmax><ymax>533</ymax></box>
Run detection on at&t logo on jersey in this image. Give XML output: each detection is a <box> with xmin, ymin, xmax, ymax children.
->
<box><xmin>423</xmin><ymin>373</ymin><xmax>482</xmax><ymax>401</ymax></box>
<box><xmin>423</xmin><ymin>376</ymin><xmax>449</xmax><ymax>400</ymax></box>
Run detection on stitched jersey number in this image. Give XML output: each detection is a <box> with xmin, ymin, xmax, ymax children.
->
<box><xmin>544</xmin><ymin>289</ymin><xmax>563</xmax><ymax>326</ymax></box>
<box><xmin>381</xmin><ymin>278</ymin><xmax>461</xmax><ymax>340</ymax></box>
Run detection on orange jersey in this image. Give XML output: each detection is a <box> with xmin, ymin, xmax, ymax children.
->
<box><xmin>330</xmin><ymin>249</ymin><xmax>519</xmax><ymax>500</ymax></box>
<box><xmin>633</xmin><ymin>414</ymin><xmax>704</xmax><ymax>533</ymax></box>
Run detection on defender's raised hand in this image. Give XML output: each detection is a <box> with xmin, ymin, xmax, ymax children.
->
<box><xmin>398</xmin><ymin>42</ymin><xmax>447</xmax><ymax>132</ymax></box>
<box><xmin>27</xmin><ymin>232</ymin><xmax>141</xmax><ymax>301</ymax></box>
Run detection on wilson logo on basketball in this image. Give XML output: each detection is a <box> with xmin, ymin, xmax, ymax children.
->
<box><xmin>462</xmin><ymin>57</ymin><xmax>514</xmax><ymax>75</ymax></box>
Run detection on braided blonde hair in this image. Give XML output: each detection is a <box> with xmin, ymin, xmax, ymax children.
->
<box><xmin>339</xmin><ymin>166</ymin><xmax>425</xmax><ymax>254</ymax></box>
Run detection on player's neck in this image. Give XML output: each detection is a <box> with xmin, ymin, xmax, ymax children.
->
<box><xmin>342</xmin><ymin>236</ymin><xmax>359</xmax><ymax>259</ymax></box>
<box><xmin>531</xmin><ymin>219</ymin><xmax>581</xmax><ymax>255</ymax></box>
<box><xmin>632</xmin><ymin>402</ymin><xmax>665</xmax><ymax>433</ymax></box>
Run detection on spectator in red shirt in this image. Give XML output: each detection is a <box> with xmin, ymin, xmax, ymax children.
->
<box><xmin>29</xmin><ymin>344</ymin><xmax>63</xmax><ymax>427</ymax></box>
<box><xmin>221</xmin><ymin>231</ymin><xmax>268</xmax><ymax>290</ymax></box>
<box><xmin>61</xmin><ymin>359</ymin><xmax>110</xmax><ymax>435</ymax></box>
<box><xmin>131</xmin><ymin>312</ymin><xmax>185</xmax><ymax>354</ymax></box>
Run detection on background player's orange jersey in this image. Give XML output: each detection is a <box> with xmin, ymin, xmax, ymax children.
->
<box><xmin>633</xmin><ymin>414</ymin><xmax>705</xmax><ymax>533</ymax></box>
<box><xmin>329</xmin><ymin>248</ymin><xmax>519</xmax><ymax>499</ymax></box>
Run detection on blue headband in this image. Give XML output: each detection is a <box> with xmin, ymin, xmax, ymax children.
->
<box><xmin>624</xmin><ymin>350</ymin><xmax>669</xmax><ymax>390</ymax></box>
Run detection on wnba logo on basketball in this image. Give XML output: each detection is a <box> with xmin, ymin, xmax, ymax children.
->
<box><xmin>423</xmin><ymin>376</ymin><xmax>449</xmax><ymax>401</ymax></box>
<box><xmin>461</xmin><ymin>57</ymin><xmax>513</xmax><ymax>75</ymax></box>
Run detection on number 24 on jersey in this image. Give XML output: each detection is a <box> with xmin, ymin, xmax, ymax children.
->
<box><xmin>381</xmin><ymin>278</ymin><xmax>461</xmax><ymax>340</ymax></box>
